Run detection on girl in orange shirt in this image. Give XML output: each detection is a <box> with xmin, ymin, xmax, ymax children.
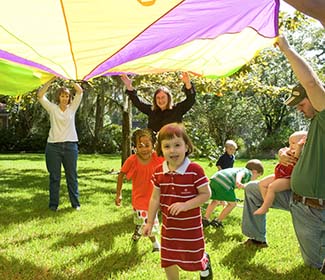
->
<box><xmin>115</xmin><ymin>129</ymin><xmax>164</xmax><ymax>252</ymax></box>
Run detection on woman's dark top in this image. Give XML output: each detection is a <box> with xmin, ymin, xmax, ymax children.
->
<box><xmin>125</xmin><ymin>84</ymin><xmax>196</xmax><ymax>133</ymax></box>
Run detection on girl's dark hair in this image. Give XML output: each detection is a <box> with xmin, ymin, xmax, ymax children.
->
<box><xmin>132</xmin><ymin>128</ymin><xmax>155</xmax><ymax>147</ymax></box>
<box><xmin>152</xmin><ymin>86</ymin><xmax>173</xmax><ymax>111</ymax></box>
<box><xmin>156</xmin><ymin>123</ymin><xmax>193</xmax><ymax>157</ymax></box>
<box><xmin>55</xmin><ymin>87</ymin><xmax>72</xmax><ymax>104</ymax></box>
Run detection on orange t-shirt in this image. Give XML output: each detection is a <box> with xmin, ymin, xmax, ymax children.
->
<box><xmin>121</xmin><ymin>152</ymin><xmax>164</xmax><ymax>210</ymax></box>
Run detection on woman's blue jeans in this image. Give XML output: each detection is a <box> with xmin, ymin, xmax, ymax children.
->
<box><xmin>45</xmin><ymin>142</ymin><xmax>80</xmax><ymax>210</ymax></box>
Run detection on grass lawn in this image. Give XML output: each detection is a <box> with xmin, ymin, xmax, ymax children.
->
<box><xmin>0</xmin><ymin>154</ymin><xmax>323</xmax><ymax>280</ymax></box>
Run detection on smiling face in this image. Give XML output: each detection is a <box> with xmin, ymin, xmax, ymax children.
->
<box><xmin>56</xmin><ymin>87</ymin><xmax>71</xmax><ymax>108</ymax></box>
<box><xmin>161</xmin><ymin>136</ymin><xmax>187</xmax><ymax>171</ymax></box>
<box><xmin>59</xmin><ymin>91</ymin><xmax>71</xmax><ymax>107</ymax></box>
<box><xmin>155</xmin><ymin>90</ymin><xmax>169</xmax><ymax>111</ymax></box>
<box><xmin>135</xmin><ymin>135</ymin><xmax>153</xmax><ymax>161</ymax></box>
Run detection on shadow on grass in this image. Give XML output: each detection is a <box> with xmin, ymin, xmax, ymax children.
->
<box><xmin>0</xmin><ymin>165</ymin><xmax>129</xmax><ymax>229</ymax></box>
<box><xmin>0</xmin><ymin>255</ymin><xmax>65</xmax><ymax>280</ymax></box>
<box><xmin>0</xmin><ymin>168</ymin><xmax>51</xmax><ymax>228</ymax></box>
<box><xmin>51</xmin><ymin>215</ymin><xmax>146</xmax><ymax>279</ymax></box>
<box><xmin>0</xmin><ymin>153</ymin><xmax>44</xmax><ymax>162</ymax></box>
<box><xmin>203</xmin><ymin>213</ymin><xmax>243</xmax><ymax>251</ymax></box>
<box><xmin>221</xmin><ymin>244</ymin><xmax>324</xmax><ymax>280</ymax></box>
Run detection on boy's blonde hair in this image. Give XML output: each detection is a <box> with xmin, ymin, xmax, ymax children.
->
<box><xmin>289</xmin><ymin>130</ymin><xmax>307</xmax><ymax>142</ymax></box>
<box><xmin>225</xmin><ymin>140</ymin><xmax>237</xmax><ymax>149</ymax></box>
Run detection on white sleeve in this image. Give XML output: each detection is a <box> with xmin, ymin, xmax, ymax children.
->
<box><xmin>38</xmin><ymin>95</ymin><xmax>55</xmax><ymax>113</ymax></box>
<box><xmin>70</xmin><ymin>93</ymin><xmax>83</xmax><ymax>112</ymax></box>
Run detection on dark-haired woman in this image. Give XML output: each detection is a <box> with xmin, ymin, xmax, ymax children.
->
<box><xmin>121</xmin><ymin>72</ymin><xmax>196</xmax><ymax>134</ymax></box>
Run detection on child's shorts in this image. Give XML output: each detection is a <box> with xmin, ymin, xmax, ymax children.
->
<box><xmin>210</xmin><ymin>179</ymin><xmax>237</xmax><ymax>202</ymax></box>
<box><xmin>133</xmin><ymin>209</ymin><xmax>160</xmax><ymax>236</ymax></box>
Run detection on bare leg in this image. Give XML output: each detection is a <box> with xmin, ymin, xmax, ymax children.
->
<box><xmin>205</xmin><ymin>200</ymin><xmax>219</xmax><ymax>220</ymax></box>
<box><xmin>258</xmin><ymin>174</ymin><xmax>275</xmax><ymax>200</ymax></box>
<box><xmin>165</xmin><ymin>265</ymin><xmax>179</xmax><ymax>280</ymax></box>
<box><xmin>254</xmin><ymin>178</ymin><xmax>291</xmax><ymax>215</ymax></box>
<box><xmin>218</xmin><ymin>202</ymin><xmax>237</xmax><ymax>221</ymax></box>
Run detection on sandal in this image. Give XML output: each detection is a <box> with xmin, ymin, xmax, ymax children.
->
<box><xmin>210</xmin><ymin>218</ymin><xmax>224</xmax><ymax>228</ymax></box>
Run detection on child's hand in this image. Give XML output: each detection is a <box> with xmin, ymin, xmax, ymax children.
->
<box><xmin>279</xmin><ymin>147</ymin><xmax>297</xmax><ymax>166</ymax></box>
<box><xmin>236</xmin><ymin>182</ymin><xmax>245</xmax><ymax>189</ymax></box>
<box><xmin>168</xmin><ymin>202</ymin><xmax>187</xmax><ymax>216</ymax></box>
<box><xmin>115</xmin><ymin>195</ymin><xmax>122</xmax><ymax>206</ymax></box>
<box><xmin>143</xmin><ymin>223</ymin><xmax>153</xmax><ymax>237</ymax></box>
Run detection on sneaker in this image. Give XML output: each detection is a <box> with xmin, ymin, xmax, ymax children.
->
<box><xmin>152</xmin><ymin>240</ymin><xmax>160</xmax><ymax>252</ymax></box>
<box><xmin>132</xmin><ymin>225</ymin><xmax>142</xmax><ymax>242</ymax></box>
<box><xmin>210</xmin><ymin>218</ymin><xmax>223</xmax><ymax>228</ymax></box>
<box><xmin>75</xmin><ymin>206</ymin><xmax>81</xmax><ymax>211</ymax></box>
<box><xmin>202</xmin><ymin>218</ymin><xmax>210</xmax><ymax>228</ymax></box>
<box><xmin>243</xmin><ymin>238</ymin><xmax>268</xmax><ymax>248</ymax></box>
<box><xmin>152</xmin><ymin>246</ymin><xmax>160</xmax><ymax>252</ymax></box>
<box><xmin>200</xmin><ymin>253</ymin><xmax>213</xmax><ymax>280</ymax></box>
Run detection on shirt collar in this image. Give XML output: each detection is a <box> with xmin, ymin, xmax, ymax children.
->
<box><xmin>162</xmin><ymin>157</ymin><xmax>191</xmax><ymax>174</ymax></box>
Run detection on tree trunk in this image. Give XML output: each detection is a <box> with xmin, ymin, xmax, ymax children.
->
<box><xmin>121</xmin><ymin>94</ymin><xmax>132</xmax><ymax>165</ymax></box>
<box><xmin>93</xmin><ymin>88</ymin><xmax>105</xmax><ymax>152</ymax></box>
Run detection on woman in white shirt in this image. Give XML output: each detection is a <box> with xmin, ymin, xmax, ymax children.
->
<box><xmin>38</xmin><ymin>78</ymin><xmax>83</xmax><ymax>211</ymax></box>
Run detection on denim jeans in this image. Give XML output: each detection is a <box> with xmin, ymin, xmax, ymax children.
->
<box><xmin>45</xmin><ymin>142</ymin><xmax>80</xmax><ymax>209</ymax></box>
<box><xmin>242</xmin><ymin>181</ymin><xmax>325</xmax><ymax>269</ymax></box>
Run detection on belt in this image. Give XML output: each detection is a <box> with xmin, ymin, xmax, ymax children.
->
<box><xmin>292</xmin><ymin>192</ymin><xmax>325</xmax><ymax>210</ymax></box>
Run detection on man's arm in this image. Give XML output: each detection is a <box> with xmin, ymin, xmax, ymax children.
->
<box><xmin>276</xmin><ymin>35</ymin><xmax>325</xmax><ymax>112</ymax></box>
<box><xmin>284</xmin><ymin>0</ymin><xmax>325</xmax><ymax>27</ymax></box>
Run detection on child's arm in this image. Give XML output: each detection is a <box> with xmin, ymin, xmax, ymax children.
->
<box><xmin>115</xmin><ymin>172</ymin><xmax>125</xmax><ymax>206</ymax></box>
<box><xmin>278</xmin><ymin>147</ymin><xmax>297</xmax><ymax>166</ymax></box>
<box><xmin>235</xmin><ymin>171</ymin><xmax>245</xmax><ymax>189</ymax></box>
<box><xmin>143</xmin><ymin>188</ymin><xmax>160</xmax><ymax>236</ymax></box>
<box><xmin>168</xmin><ymin>184</ymin><xmax>211</xmax><ymax>216</ymax></box>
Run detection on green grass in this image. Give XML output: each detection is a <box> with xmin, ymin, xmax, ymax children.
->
<box><xmin>0</xmin><ymin>154</ymin><xmax>323</xmax><ymax>280</ymax></box>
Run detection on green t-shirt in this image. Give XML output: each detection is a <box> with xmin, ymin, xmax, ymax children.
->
<box><xmin>210</xmin><ymin>167</ymin><xmax>252</xmax><ymax>191</ymax></box>
<box><xmin>291</xmin><ymin>110</ymin><xmax>325</xmax><ymax>198</ymax></box>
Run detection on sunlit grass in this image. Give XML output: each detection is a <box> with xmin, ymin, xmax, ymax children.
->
<box><xmin>0</xmin><ymin>154</ymin><xmax>323</xmax><ymax>279</ymax></box>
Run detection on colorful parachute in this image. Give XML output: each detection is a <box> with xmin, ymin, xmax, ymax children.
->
<box><xmin>0</xmin><ymin>0</ymin><xmax>279</xmax><ymax>96</ymax></box>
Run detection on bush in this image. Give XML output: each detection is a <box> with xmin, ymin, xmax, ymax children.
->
<box><xmin>79</xmin><ymin>124</ymin><xmax>122</xmax><ymax>154</ymax></box>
